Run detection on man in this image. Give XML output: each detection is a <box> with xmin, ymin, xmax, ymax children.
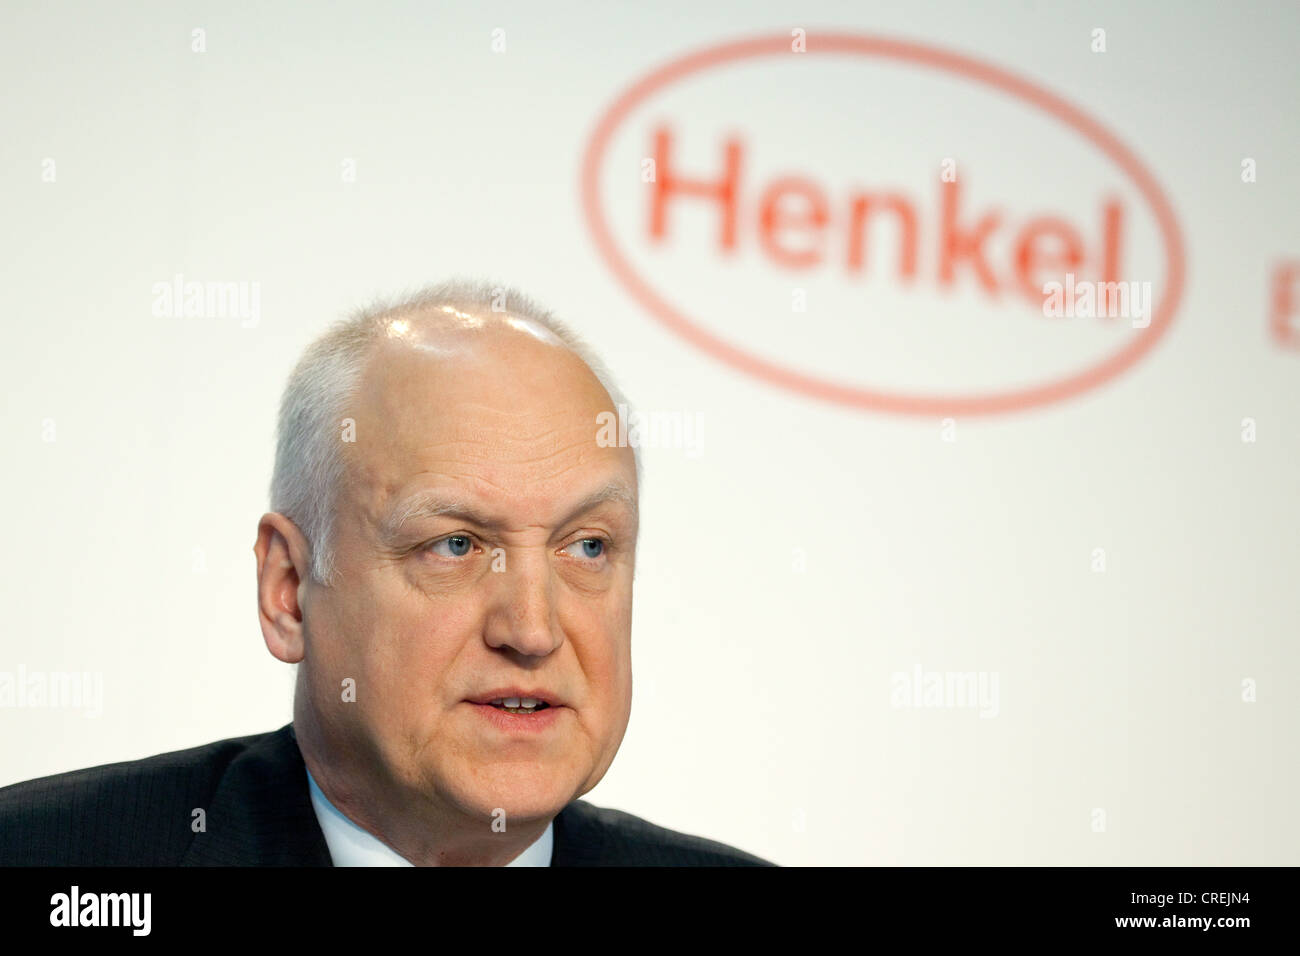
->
<box><xmin>0</xmin><ymin>279</ymin><xmax>772</xmax><ymax>867</ymax></box>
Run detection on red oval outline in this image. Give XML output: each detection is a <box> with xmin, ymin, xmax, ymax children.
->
<box><xmin>581</xmin><ymin>33</ymin><xmax>1187</xmax><ymax>416</ymax></box>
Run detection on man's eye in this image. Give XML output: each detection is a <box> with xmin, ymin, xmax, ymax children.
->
<box><xmin>565</xmin><ymin>538</ymin><xmax>607</xmax><ymax>562</ymax></box>
<box><xmin>430</xmin><ymin>535</ymin><xmax>475</xmax><ymax>558</ymax></box>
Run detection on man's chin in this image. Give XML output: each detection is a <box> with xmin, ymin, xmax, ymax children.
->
<box><xmin>439</xmin><ymin>764</ymin><xmax>580</xmax><ymax>824</ymax></box>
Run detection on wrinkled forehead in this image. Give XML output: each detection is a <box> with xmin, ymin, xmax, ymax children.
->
<box><xmin>341</xmin><ymin>317</ymin><xmax>635</xmax><ymax>523</ymax></box>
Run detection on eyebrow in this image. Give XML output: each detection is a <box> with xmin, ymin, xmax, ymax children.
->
<box><xmin>378</xmin><ymin>479</ymin><xmax>638</xmax><ymax>542</ymax></box>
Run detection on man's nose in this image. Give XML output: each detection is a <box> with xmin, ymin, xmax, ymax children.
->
<box><xmin>482</xmin><ymin>549</ymin><xmax>564</xmax><ymax>657</ymax></box>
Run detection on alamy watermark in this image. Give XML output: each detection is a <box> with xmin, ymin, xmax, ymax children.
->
<box><xmin>891</xmin><ymin>664</ymin><xmax>999</xmax><ymax>718</ymax></box>
<box><xmin>1042</xmin><ymin>272</ymin><xmax>1152</xmax><ymax>327</ymax></box>
<box><xmin>151</xmin><ymin>273</ymin><xmax>260</xmax><ymax>328</ymax></box>
<box><xmin>0</xmin><ymin>665</ymin><xmax>103</xmax><ymax>717</ymax></box>
<box><xmin>50</xmin><ymin>886</ymin><xmax>150</xmax><ymax>936</ymax></box>
<box><xmin>596</xmin><ymin>403</ymin><xmax>704</xmax><ymax>458</ymax></box>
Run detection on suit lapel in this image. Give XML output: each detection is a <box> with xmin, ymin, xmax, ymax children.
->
<box><xmin>181</xmin><ymin>723</ymin><xmax>333</xmax><ymax>866</ymax></box>
<box><xmin>550</xmin><ymin>800</ymin><xmax>608</xmax><ymax>866</ymax></box>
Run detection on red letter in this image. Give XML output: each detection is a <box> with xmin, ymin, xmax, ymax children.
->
<box><xmin>846</xmin><ymin>193</ymin><xmax>917</xmax><ymax>280</ymax></box>
<box><xmin>938</xmin><ymin>180</ymin><xmax>1001</xmax><ymax>296</ymax></box>
<box><xmin>1272</xmin><ymin>261</ymin><xmax>1300</xmax><ymax>349</ymax></box>
<box><xmin>758</xmin><ymin>177</ymin><xmax>828</xmax><ymax>269</ymax></box>
<box><xmin>1012</xmin><ymin>216</ymin><xmax>1084</xmax><ymax>306</ymax></box>
<box><xmin>648</xmin><ymin>126</ymin><xmax>741</xmax><ymax>251</ymax></box>
<box><xmin>1098</xmin><ymin>200</ymin><xmax>1123</xmax><ymax>313</ymax></box>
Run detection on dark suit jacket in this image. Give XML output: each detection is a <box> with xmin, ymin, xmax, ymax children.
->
<box><xmin>0</xmin><ymin>724</ymin><xmax>773</xmax><ymax>866</ymax></box>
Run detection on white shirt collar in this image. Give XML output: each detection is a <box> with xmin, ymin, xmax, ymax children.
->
<box><xmin>306</xmin><ymin>766</ymin><xmax>553</xmax><ymax>866</ymax></box>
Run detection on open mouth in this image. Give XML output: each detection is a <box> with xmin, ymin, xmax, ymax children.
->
<box><xmin>487</xmin><ymin>697</ymin><xmax>552</xmax><ymax>715</ymax></box>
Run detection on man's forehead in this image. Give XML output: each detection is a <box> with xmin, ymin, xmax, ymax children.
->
<box><xmin>341</xmin><ymin>308</ymin><xmax>633</xmax><ymax>518</ymax></box>
<box><xmin>352</xmin><ymin>316</ymin><xmax>613</xmax><ymax>437</ymax></box>
<box><xmin>348</xmin><ymin>419</ymin><xmax>636</xmax><ymax>519</ymax></box>
<box><xmin>351</xmin><ymin>377</ymin><xmax>624</xmax><ymax>474</ymax></box>
<box><xmin>376</xmin><ymin>473</ymin><xmax>638</xmax><ymax>541</ymax></box>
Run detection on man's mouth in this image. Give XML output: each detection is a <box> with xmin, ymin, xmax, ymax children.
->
<box><xmin>487</xmin><ymin>697</ymin><xmax>551</xmax><ymax>715</ymax></box>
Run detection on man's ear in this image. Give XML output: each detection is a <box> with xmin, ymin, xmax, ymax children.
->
<box><xmin>254</xmin><ymin>512</ymin><xmax>314</xmax><ymax>664</ymax></box>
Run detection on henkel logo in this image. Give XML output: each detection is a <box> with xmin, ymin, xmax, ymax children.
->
<box><xmin>581</xmin><ymin>33</ymin><xmax>1186</xmax><ymax>416</ymax></box>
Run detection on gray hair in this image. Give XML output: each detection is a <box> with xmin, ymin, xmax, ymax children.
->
<box><xmin>269</xmin><ymin>278</ymin><xmax>640</xmax><ymax>587</ymax></box>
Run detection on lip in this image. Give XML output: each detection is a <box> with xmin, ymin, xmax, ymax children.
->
<box><xmin>466</xmin><ymin>688</ymin><xmax>564</xmax><ymax>707</ymax></box>
<box><xmin>466</xmin><ymin>701</ymin><xmax>565</xmax><ymax>734</ymax></box>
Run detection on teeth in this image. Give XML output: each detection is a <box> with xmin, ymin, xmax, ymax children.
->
<box><xmin>484</xmin><ymin>696</ymin><xmax>550</xmax><ymax>713</ymax></box>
